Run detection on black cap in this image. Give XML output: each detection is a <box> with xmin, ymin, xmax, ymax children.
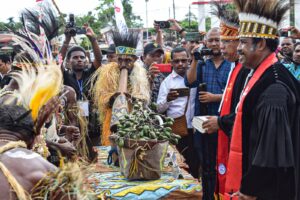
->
<box><xmin>143</xmin><ymin>43</ymin><xmax>164</xmax><ymax>56</ymax></box>
<box><xmin>101</xmin><ymin>44</ymin><xmax>116</xmax><ymax>55</ymax></box>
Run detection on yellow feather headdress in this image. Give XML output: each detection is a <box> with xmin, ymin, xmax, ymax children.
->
<box><xmin>0</xmin><ymin>33</ymin><xmax>63</xmax><ymax>124</ymax></box>
<box><xmin>11</xmin><ymin>64</ymin><xmax>62</xmax><ymax>122</ymax></box>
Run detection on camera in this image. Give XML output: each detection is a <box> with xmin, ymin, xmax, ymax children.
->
<box><xmin>154</xmin><ymin>20</ymin><xmax>171</xmax><ymax>29</ymax></box>
<box><xmin>66</xmin><ymin>14</ymin><xmax>87</xmax><ymax>36</ymax></box>
<box><xmin>193</xmin><ymin>47</ymin><xmax>214</xmax><ymax>60</ymax></box>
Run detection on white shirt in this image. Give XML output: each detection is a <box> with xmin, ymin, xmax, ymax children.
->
<box><xmin>157</xmin><ymin>70</ymin><xmax>196</xmax><ymax>128</ymax></box>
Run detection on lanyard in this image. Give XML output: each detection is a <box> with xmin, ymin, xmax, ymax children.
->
<box><xmin>77</xmin><ymin>79</ymin><xmax>83</xmax><ymax>100</ymax></box>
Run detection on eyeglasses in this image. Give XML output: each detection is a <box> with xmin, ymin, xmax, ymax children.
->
<box><xmin>189</xmin><ymin>41</ymin><xmax>200</xmax><ymax>44</ymax></box>
<box><xmin>172</xmin><ymin>59</ymin><xmax>189</xmax><ymax>64</ymax></box>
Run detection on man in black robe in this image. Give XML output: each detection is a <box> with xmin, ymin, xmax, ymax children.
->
<box><xmin>224</xmin><ymin>0</ymin><xmax>300</xmax><ymax>200</ymax></box>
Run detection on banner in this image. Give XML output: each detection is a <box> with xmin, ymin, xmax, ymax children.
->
<box><xmin>114</xmin><ymin>0</ymin><xmax>128</xmax><ymax>35</ymax></box>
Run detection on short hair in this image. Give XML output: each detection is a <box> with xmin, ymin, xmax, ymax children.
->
<box><xmin>294</xmin><ymin>42</ymin><xmax>300</xmax><ymax>49</ymax></box>
<box><xmin>205</xmin><ymin>27</ymin><xmax>220</xmax><ymax>40</ymax></box>
<box><xmin>0</xmin><ymin>54</ymin><xmax>10</xmax><ymax>63</ymax></box>
<box><xmin>66</xmin><ymin>46</ymin><xmax>86</xmax><ymax>60</ymax></box>
<box><xmin>281</xmin><ymin>37</ymin><xmax>296</xmax><ymax>44</ymax></box>
<box><xmin>252</xmin><ymin>38</ymin><xmax>279</xmax><ymax>52</ymax></box>
<box><xmin>171</xmin><ymin>47</ymin><xmax>188</xmax><ymax>59</ymax></box>
<box><xmin>0</xmin><ymin>105</ymin><xmax>35</xmax><ymax>140</ymax></box>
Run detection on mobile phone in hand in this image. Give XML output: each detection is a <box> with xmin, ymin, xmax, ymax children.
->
<box><xmin>154</xmin><ymin>63</ymin><xmax>172</xmax><ymax>73</ymax></box>
<box><xmin>279</xmin><ymin>29</ymin><xmax>290</xmax><ymax>37</ymax></box>
<box><xmin>154</xmin><ymin>20</ymin><xmax>171</xmax><ymax>29</ymax></box>
<box><xmin>170</xmin><ymin>88</ymin><xmax>189</xmax><ymax>97</ymax></box>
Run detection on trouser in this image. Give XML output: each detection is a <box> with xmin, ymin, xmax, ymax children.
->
<box><xmin>196</xmin><ymin>132</ymin><xmax>218</xmax><ymax>200</ymax></box>
<box><xmin>86</xmin><ymin>135</ymin><xmax>100</xmax><ymax>162</ymax></box>
<box><xmin>176</xmin><ymin>129</ymin><xmax>200</xmax><ymax>178</ymax></box>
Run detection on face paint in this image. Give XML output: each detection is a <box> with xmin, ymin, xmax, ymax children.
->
<box><xmin>117</xmin><ymin>55</ymin><xmax>137</xmax><ymax>71</ymax></box>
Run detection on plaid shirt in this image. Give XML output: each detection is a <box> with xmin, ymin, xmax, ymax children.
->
<box><xmin>151</xmin><ymin>73</ymin><xmax>166</xmax><ymax>103</ymax></box>
<box><xmin>184</xmin><ymin>59</ymin><xmax>231</xmax><ymax>116</ymax></box>
<box><xmin>143</xmin><ymin>63</ymin><xmax>166</xmax><ymax>103</ymax></box>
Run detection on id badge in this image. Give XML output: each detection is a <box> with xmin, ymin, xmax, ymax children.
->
<box><xmin>78</xmin><ymin>100</ymin><xmax>89</xmax><ymax>116</ymax></box>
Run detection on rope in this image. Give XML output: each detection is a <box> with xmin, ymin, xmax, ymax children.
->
<box><xmin>128</xmin><ymin>145</ymin><xmax>163</xmax><ymax>178</ymax></box>
<box><xmin>0</xmin><ymin>141</ymin><xmax>30</xmax><ymax>200</ymax></box>
<box><xmin>0</xmin><ymin>141</ymin><xmax>27</xmax><ymax>154</ymax></box>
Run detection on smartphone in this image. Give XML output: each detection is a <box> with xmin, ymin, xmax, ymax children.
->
<box><xmin>279</xmin><ymin>29</ymin><xmax>290</xmax><ymax>37</ymax></box>
<box><xmin>76</xmin><ymin>27</ymin><xmax>87</xmax><ymax>35</ymax></box>
<box><xmin>170</xmin><ymin>88</ymin><xmax>189</xmax><ymax>97</ymax></box>
<box><xmin>154</xmin><ymin>20</ymin><xmax>171</xmax><ymax>29</ymax></box>
<box><xmin>154</xmin><ymin>63</ymin><xmax>172</xmax><ymax>73</ymax></box>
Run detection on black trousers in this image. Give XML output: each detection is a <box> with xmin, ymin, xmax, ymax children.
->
<box><xmin>176</xmin><ymin>129</ymin><xmax>200</xmax><ymax>178</ymax></box>
<box><xmin>196</xmin><ymin>132</ymin><xmax>218</xmax><ymax>200</ymax></box>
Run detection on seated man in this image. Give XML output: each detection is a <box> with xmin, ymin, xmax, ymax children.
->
<box><xmin>0</xmin><ymin>105</ymin><xmax>57</xmax><ymax>199</ymax></box>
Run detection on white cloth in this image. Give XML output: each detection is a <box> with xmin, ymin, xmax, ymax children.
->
<box><xmin>114</xmin><ymin>0</ymin><xmax>128</xmax><ymax>34</ymax></box>
<box><xmin>157</xmin><ymin>70</ymin><xmax>196</xmax><ymax>128</ymax></box>
<box><xmin>218</xmin><ymin>62</ymin><xmax>236</xmax><ymax>112</ymax></box>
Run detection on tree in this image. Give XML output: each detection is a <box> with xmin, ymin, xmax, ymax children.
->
<box><xmin>75</xmin><ymin>11</ymin><xmax>102</xmax><ymax>34</ymax></box>
<box><xmin>180</xmin><ymin>12</ymin><xmax>198</xmax><ymax>32</ymax></box>
<box><xmin>0</xmin><ymin>17</ymin><xmax>22</xmax><ymax>32</ymax></box>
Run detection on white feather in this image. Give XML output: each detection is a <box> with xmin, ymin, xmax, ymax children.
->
<box><xmin>239</xmin><ymin>13</ymin><xmax>278</xmax><ymax>28</ymax></box>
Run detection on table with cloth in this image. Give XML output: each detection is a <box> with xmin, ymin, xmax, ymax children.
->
<box><xmin>87</xmin><ymin>146</ymin><xmax>202</xmax><ymax>200</ymax></box>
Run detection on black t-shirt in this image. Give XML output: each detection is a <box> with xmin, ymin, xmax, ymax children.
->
<box><xmin>0</xmin><ymin>74</ymin><xmax>12</xmax><ymax>89</ymax></box>
<box><xmin>63</xmin><ymin>64</ymin><xmax>96</xmax><ymax>100</ymax></box>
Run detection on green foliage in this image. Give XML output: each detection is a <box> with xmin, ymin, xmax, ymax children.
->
<box><xmin>0</xmin><ymin>17</ymin><xmax>22</xmax><ymax>32</ymax></box>
<box><xmin>80</xmin><ymin>37</ymin><xmax>92</xmax><ymax>50</ymax></box>
<box><xmin>181</xmin><ymin>20</ymin><xmax>198</xmax><ymax>32</ymax></box>
<box><xmin>179</xmin><ymin>11</ymin><xmax>198</xmax><ymax>32</ymax></box>
<box><xmin>95</xmin><ymin>0</ymin><xmax>143</xmax><ymax>29</ymax></box>
<box><xmin>75</xmin><ymin>11</ymin><xmax>102</xmax><ymax>34</ymax></box>
<box><xmin>205</xmin><ymin>17</ymin><xmax>211</xmax><ymax>32</ymax></box>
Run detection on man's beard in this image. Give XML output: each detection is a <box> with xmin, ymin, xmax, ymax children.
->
<box><xmin>73</xmin><ymin>67</ymin><xmax>84</xmax><ymax>72</ymax></box>
<box><xmin>212</xmin><ymin>51</ymin><xmax>222</xmax><ymax>56</ymax></box>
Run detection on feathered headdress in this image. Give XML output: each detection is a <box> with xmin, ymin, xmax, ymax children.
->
<box><xmin>111</xmin><ymin>30</ymin><xmax>140</xmax><ymax>55</ymax></box>
<box><xmin>233</xmin><ymin>0</ymin><xmax>289</xmax><ymax>39</ymax></box>
<box><xmin>211</xmin><ymin>2</ymin><xmax>239</xmax><ymax>40</ymax></box>
<box><xmin>2</xmin><ymin>64</ymin><xmax>62</xmax><ymax>123</ymax></box>
<box><xmin>21</xmin><ymin>3</ymin><xmax>60</xmax><ymax>42</ymax></box>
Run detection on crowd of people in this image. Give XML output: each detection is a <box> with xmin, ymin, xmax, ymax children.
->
<box><xmin>0</xmin><ymin>0</ymin><xmax>300</xmax><ymax>199</ymax></box>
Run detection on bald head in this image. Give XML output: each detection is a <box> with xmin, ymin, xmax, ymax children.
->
<box><xmin>205</xmin><ymin>27</ymin><xmax>220</xmax><ymax>40</ymax></box>
<box><xmin>205</xmin><ymin>27</ymin><xmax>221</xmax><ymax>56</ymax></box>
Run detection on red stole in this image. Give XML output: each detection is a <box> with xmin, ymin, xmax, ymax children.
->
<box><xmin>224</xmin><ymin>53</ymin><xmax>278</xmax><ymax>200</ymax></box>
<box><xmin>216</xmin><ymin>63</ymin><xmax>242</xmax><ymax>196</ymax></box>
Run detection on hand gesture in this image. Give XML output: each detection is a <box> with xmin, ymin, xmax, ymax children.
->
<box><xmin>153</xmin><ymin>22</ymin><xmax>161</xmax><ymax>32</ymax></box>
<box><xmin>57</xmin><ymin>139</ymin><xmax>77</xmax><ymax>159</ymax></box>
<box><xmin>281</xmin><ymin>26</ymin><xmax>300</xmax><ymax>39</ymax></box>
<box><xmin>191</xmin><ymin>45</ymin><xmax>200</xmax><ymax>60</ymax></box>
<box><xmin>149</xmin><ymin>62</ymin><xmax>160</xmax><ymax>79</ymax></box>
<box><xmin>167</xmin><ymin>90</ymin><xmax>179</xmax><ymax>102</ymax></box>
<box><xmin>168</xmin><ymin>19</ymin><xmax>182</xmax><ymax>32</ymax></box>
<box><xmin>199</xmin><ymin>91</ymin><xmax>216</xmax><ymax>103</ymax></box>
<box><xmin>65</xmin><ymin>126</ymin><xmax>81</xmax><ymax>142</ymax></box>
<box><xmin>202</xmin><ymin>116</ymin><xmax>219</xmax><ymax>134</ymax></box>
<box><xmin>83</xmin><ymin>23</ymin><xmax>96</xmax><ymax>39</ymax></box>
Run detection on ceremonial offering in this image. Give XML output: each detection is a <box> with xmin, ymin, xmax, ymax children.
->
<box><xmin>110</xmin><ymin>101</ymin><xmax>180</xmax><ymax>180</ymax></box>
